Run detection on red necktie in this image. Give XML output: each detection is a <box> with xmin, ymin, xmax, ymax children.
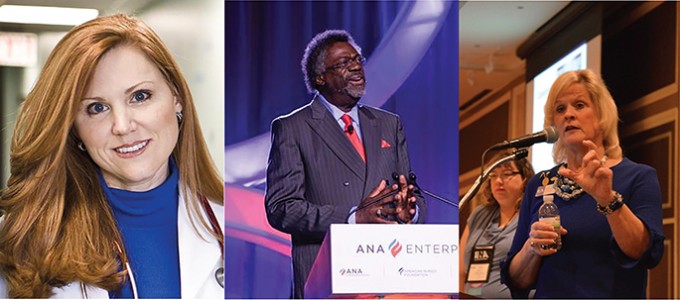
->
<box><xmin>341</xmin><ymin>114</ymin><xmax>365</xmax><ymax>162</ymax></box>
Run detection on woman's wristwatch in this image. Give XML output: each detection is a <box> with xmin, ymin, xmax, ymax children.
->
<box><xmin>596</xmin><ymin>191</ymin><xmax>624</xmax><ymax>216</ymax></box>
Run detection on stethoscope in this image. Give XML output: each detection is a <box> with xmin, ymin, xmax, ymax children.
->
<box><xmin>121</xmin><ymin>257</ymin><xmax>224</xmax><ymax>299</ymax></box>
<box><xmin>117</xmin><ymin>195</ymin><xmax>225</xmax><ymax>299</ymax></box>
<box><xmin>200</xmin><ymin>195</ymin><xmax>225</xmax><ymax>289</ymax></box>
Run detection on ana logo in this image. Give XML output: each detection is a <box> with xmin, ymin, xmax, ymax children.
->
<box><xmin>398</xmin><ymin>267</ymin><xmax>405</xmax><ymax>275</ymax></box>
<box><xmin>339</xmin><ymin>268</ymin><xmax>363</xmax><ymax>276</ymax></box>
<box><xmin>355</xmin><ymin>244</ymin><xmax>385</xmax><ymax>254</ymax></box>
<box><xmin>389</xmin><ymin>239</ymin><xmax>402</xmax><ymax>257</ymax></box>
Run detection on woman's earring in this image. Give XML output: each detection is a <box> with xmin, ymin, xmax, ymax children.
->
<box><xmin>176</xmin><ymin>111</ymin><xmax>183</xmax><ymax>125</ymax></box>
<box><xmin>78</xmin><ymin>141</ymin><xmax>86</xmax><ymax>152</ymax></box>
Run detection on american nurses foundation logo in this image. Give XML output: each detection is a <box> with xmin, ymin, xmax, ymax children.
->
<box><xmin>397</xmin><ymin>267</ymin><xmax>438</xmax><ymax>277</ymax></box>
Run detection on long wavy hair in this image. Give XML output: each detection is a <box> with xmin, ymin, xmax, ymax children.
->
<box><xmin>0</xmin><ymin>14</ymin><xmax>223</xmax><ymax>298</ymax></box>
<box><xmin>543</xmin><ymin>69</ymin><xmax>623</xmax><ymax>163</ymax></box>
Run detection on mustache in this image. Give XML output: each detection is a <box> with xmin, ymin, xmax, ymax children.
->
<box><xmin>344</xmin><ymin>71</ymin><xmax>364</xmax><ymax>81</ymax></box>
<box><xmin>332</xmin><ymin>72</ymin><xmax>365</xmax><ymax>98</ymax></box>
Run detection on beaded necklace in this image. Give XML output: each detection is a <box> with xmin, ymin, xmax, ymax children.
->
<box><xmin>554</xmin><ymin>164</ymin><xmax>584</xmax><ymax>200</ymax></box>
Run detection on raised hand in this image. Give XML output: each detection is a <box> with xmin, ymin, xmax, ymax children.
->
<box><xmin>558</xmin><ymin>140</ymin><xmax>613</xmax><ymax>205</ymax></box>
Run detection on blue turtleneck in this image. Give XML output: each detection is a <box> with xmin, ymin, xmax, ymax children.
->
<box><xmin>100</xmin><ymin>160</ymin><xmax>181</xmax><ymax>298</ymax></box>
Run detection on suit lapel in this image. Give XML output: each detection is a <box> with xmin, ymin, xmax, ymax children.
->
<box><xmin>306</xmin><ymin>98</ymin><xmax>366</xmax><ymax>180</ymax></box>
<box><xmin>359</xmin><ymin>107</ymin><xmax>381</xmax><ymax>195</ymax></box>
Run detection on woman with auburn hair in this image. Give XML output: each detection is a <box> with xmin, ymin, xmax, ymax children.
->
<box><xmin>501</xmin><ymin>69</ymin><xmax>664</xmax><ymax>298</ymax></box>
<box><xmin>459</xmin><ymin>148</ymin><xmax>534</xmax><ymax>298</ymax></box>
<box><xmin>0</xmin><ymin>14</ymin><xmax>223</xmax><ymax>298</ymax></box>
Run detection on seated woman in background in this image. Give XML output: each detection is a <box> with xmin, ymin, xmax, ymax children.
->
<box><xmin>0</xmin><ymin>14</ymin><xmax>223</xmax><ymax>298</ymax></box>
<box><xmin>501</xmin><ymin>69</ymin><xmax>664</xmax><ymax>298</ymax></box>
<box><xmin>459</xmin><ymin>148</ymin><xmax>534</xmax><ymax>298</ymax></box>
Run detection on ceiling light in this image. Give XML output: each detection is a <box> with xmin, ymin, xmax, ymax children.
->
<box><xmin>0</xmin><ymin>5</ymin><xmax>98</xmax><ymax>26</ymax></box>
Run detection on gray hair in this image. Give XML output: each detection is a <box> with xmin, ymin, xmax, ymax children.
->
<box><xmin>301</xmin><ymin>29</ymin><xmax>362</xmax><ymax>93</ymax></box>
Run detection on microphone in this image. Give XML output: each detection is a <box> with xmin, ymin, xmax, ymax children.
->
<box><xmin>490</xmin><ymin>127</ymin><xmax>559</xmax><ymax>150</ymax></box>
<box><xmin>347</xmin><ymin>124</ymin><xmax>354</xmax><ymax>134</ymax></box>
<box><xmin>357</xmin><ymin>172</ymin><xmax>457</xmax><ymax>211</ymax></box>
<box><xmin>407</xmin><ymin>172</ymin><xmax>458</xmax><ymax>208</ymax></box>
<box><xmin>353</xmin><ymin>172</ymin><xmax>411</xmax><ymax>211</ymax></box>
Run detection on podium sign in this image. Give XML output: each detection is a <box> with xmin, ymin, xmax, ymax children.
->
<box><xmin>308</xmin><ymin>224</ymin><xmax>458</xmax><ymax>297</ymax></box>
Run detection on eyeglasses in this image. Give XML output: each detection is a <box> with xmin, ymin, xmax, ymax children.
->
<box><xmin>326</xmin><ymin>54</ymin><xmax>366</xmax><ymax>71</ymax></box>
<box><xmin>488</xmin><ymin>171</ymin><xmax>521</xmax><ymax>181</ymax></box>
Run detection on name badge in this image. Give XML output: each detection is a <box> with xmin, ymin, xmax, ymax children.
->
<box><xmin>544</xmin><ymin>184</ymin><xmax>556</xmax><ymax>195</ymax></box>
<box><xmin>535</xmin><ymin>184</ymin><xmax>556</xmax><ymax>197</ymax></box>
<box><xmin>466</xmin><ymin>245</ymin><xmax>494</xmax><ymax>283</ymax></box>
<box><xmin>535</xmin><ymin>186</ymin><xmax>545</xmax><ymax>197</ymax></box>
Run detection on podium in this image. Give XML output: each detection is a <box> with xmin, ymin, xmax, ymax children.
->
<box><xmin>304</xmin><ymin>224</ymin><xmax>458</xmax><ymax>298</ymax></box>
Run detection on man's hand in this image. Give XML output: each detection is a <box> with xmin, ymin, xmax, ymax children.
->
<box><xmin>394</xmin><ymin>174</ymin><xmax>417</xmax><ymax>223</ymax></box>
<box><xmin>356</xmin><ymin>179</ymin><xmax>399</xmax><ymax>224</ymax></box>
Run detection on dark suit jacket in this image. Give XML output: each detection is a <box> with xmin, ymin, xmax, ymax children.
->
<box><xmin>265</xmin><ymin>97</ymin><xmax>426</xmax><ymax>298</ymax></box>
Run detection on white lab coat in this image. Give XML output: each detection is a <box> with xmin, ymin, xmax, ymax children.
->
<box><xmin>0</xmin><ymin>191</ymin><xmax>224</xmax><ymax>299</ymax></box>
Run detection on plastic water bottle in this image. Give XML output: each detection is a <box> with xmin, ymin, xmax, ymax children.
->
<box><xmin>538</xmin><ymin>194</ymin><xmax>562</xmax><ymax>250</ymax></box>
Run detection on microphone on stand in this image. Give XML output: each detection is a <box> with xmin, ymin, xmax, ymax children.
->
<box><xmin>477</xmin><ymin>127</ymin><xmax>559</xmax><ymax>200</ymax></box>
<box><xmin>357</xmin><ymin>171</ymin><xmax>458</xmax><ymax>211</ymax></box>
<box><xmin>489</xmin><ymin>127</ymin><xmax>559</xmax><ymax>150</ymax></box>
<box><xmin>407</xmin><ymin>172</ymin><xmax>458</xmax><ymax>208</ymax></box>
<box><xmin>460</xmin><ymin>148</ymin><xmax>529</xmax><ymax>210</ymax></box>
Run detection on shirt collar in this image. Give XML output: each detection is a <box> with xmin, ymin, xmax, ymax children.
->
<box><xmin>315</xmin><ymin>90</ymin><xmax>361</xmax><ymax>125</ymax></box>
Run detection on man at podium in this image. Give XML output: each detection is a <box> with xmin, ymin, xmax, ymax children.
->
<box><xmin>265</xmin><ymin>29</ymin><xmax>427</xmax><ymax>298</ymax></box>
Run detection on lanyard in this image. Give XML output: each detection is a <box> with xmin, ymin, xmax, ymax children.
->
<box><xmin>471</xmin><ymin>206</ymin><xmax>517</xmax><ymax>248</ymax></box>
<box><xmin>465</xmin><ymin>207</ymin><xmax>517</xmax><ymax>285</ymax></box>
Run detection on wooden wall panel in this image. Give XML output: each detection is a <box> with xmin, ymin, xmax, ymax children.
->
<box><xmin>459</xmin><ymin>102</ymin><xmax>509</xmax><ymax>175</ymax></box>
<box><xmin>621</xmin><ymin>114</ymin><xmax>676</xmax><ymax>300</ymax></box>
<box><xmin>602</xmin><ymin>2</ymin><xmax>676</xmax><ymax>106</ymax></box>
<box><xmin>649</xmin><ymin>223</ymin><xmax>675</xmax><ymax>299</ymax></box>
<box><xmin>622</xmin><ymin>120</ymin><xmax>675</xmax><ymax>217</ymax></box>
<box><xmin>459</xmin><ymin>79</ymin><xmax>525</xmax><ymax>233</ymax></box>
<box><xmin>603</xmin><ymin>3</ymin><xmax>678</xmax><ymax>298</ymax></box>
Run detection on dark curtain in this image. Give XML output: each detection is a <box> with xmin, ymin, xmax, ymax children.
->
<box><xmin>225</xmin><ymin>1</ymin><xmax>458</xmax><ymax>298</ymax></box>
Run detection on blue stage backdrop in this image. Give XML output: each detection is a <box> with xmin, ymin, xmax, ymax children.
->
<box><xmin>225</xmin><ymin>1</ymin><xmax>458</xmax><ymax>298</ymax></box>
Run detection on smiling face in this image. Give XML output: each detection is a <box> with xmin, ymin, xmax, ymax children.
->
<box><xmin>553</xmin><ymin>82</ymin><xmax>602</xmax><ymax>150</ymax></box>
<box><xmin>316</xmin><ymin>41</ymin><xmax>366</xmax><ymax>111</ymax></box>
<box><xmin>74</xmin><ymin>45</ymin><xmax>182</xmax><ymax>191</ymax></box>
